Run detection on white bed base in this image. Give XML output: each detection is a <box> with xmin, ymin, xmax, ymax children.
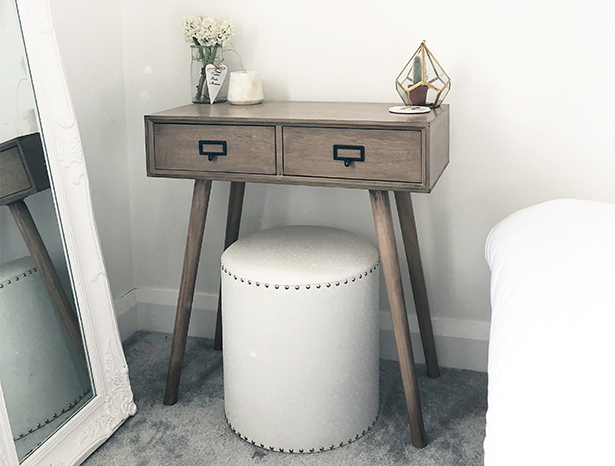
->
<box><xmin>484</xmin><ymin>199</ymin><xmax>615</xmax><ymax>465</ymax></box>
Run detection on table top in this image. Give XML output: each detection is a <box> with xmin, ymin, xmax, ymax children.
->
<box><xmin>146</xmin><ymin>101</ymin><xmax>447</xmax><ymax>128</ymax></box>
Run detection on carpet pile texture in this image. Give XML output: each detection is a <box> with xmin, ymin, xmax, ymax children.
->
<box><xmin>83</xmin><ymin>331</ymin><xmax>487</xmax><ymax>465</ymax></box>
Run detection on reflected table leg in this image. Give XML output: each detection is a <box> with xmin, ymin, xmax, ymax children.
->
<box><xmin>8</xmin><ymin>199</ymin><xmax>86</xmax><ymax>368</ymax></box>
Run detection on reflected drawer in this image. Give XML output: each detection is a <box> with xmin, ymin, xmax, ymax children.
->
<box><xmin>0</xmin><ymin>133</ymin><xmax>49</xmax><ymax>206</ymax></box>
<box><xmin>152</xmin><ymin>124</ymin><xmax>276</xmax><ymax>175</ymax></box>
<box><xmin>282</xmin><ymin>127</ymin><xmax>423</xmax><ymax>183</ymax></box>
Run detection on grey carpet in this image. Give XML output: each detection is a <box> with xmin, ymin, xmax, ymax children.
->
<box><xmin>83</xmin><ymin>331</ymin><xmax>487</xmax><ymax>465</ymax></box>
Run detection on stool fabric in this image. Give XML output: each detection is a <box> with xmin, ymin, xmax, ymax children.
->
<box><xmin>0</xmin><ymin>256</ymin><xmax>90</xmax><ymax>440</ymax></box>
<box><xmin>221</xmin><ymin>225</ymin><xmax>380</xmax><ymax>453</ymax></box>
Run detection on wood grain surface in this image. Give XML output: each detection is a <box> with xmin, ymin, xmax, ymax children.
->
<box><xmin>1</xmin><ymin>133</ymin><xmax>49</xmax><ymax>206</ymax></box>
<box><xmin>283</xmin><ymin>127</ymin><xmax>423</xmax><ymax>183</ymax></box>
<box><xmin>164</xmin><ymin>179</ymin><xmax>213</xmax><ymax>405</ymax></box>
<box><xmin>153</xmin><ymin>124</ymin><xmax>276</xmax><ymax>175</ymax></box>
<box><xmin>369</xmin><ymin>190</ymin><xmax>426</xmax><ymax>448</ymax></box>
<box><xmin>395</xmin><ymin>191</ymin><xmax>440</xmax><ymax>379</ymax></box>
<box><xmin>213</xmin><ymin>181</ymin><xmax>246</xmax><ymax>351</ymax></box>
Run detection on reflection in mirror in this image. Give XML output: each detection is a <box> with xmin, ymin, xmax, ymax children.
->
<box><xmin>0</xmin><ymin>0</ymin><xmax>93</xmax><ymax>461</ymax></box>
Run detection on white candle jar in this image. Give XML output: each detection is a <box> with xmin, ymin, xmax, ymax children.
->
<box><xmin>228</xmin><ymin>71</ymin><xmax>264</xmax><ymax>105</ymax></box>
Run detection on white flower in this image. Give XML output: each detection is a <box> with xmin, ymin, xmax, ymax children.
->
<box><xmin>183</xmin><ymin>15</ymin><xmax>234</xmax><ymax>47</ymax></box>
<box><xmin>182</xmin><ymin>16</ymin><xmax>197</xmax><ymax>44</ymax></box>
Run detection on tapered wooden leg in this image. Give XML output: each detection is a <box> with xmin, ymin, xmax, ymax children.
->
<box><xmin>164</xmin><ymin>179</ymin><xmax>212</xmax><ymax>405</ymax></box>
<box><xmin>8</xmin><ymin>199</ymin><xmax>87</xmax><ymax>368</ymax></box>
<box><xmin>394</xmin><ymin>191</ymin><xmax>440</xmax><ymax>379</ymax></box>
<box><xmin>213</xmin><ymin>181</ymin><xmax>246</xmax><ymax>351</ymax></box>
<box><xmin>370</xmin><ymin>190</ymin><xmax>427</xmax><ymax>448</ymax></box>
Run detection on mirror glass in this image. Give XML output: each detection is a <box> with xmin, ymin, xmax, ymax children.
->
<box><xmin>0</xmin><ymin>0</ymin><xmax>94</xmax><ymax>461</ymax></box>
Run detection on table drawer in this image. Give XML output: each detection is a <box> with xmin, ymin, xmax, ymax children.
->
<box><xmin>152</xmin><ymin>124</ymin><xmax>276</xmax><ymax>175</ymax></box>
<box><xmin>283</xmin><ymin>127</ymin><xmax>423</xmax><ymax>183</ymax></box>
<box><xmin>0</xmin><ymin>133</ymin><xmax>49</xmax><ymax>206</ymax></box>
<box><xmin>0</xmin><ymin>146</ymin><xmax>32</xmax><ymax>202</ymax></box>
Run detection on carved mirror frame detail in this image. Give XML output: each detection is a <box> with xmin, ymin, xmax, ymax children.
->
<box><xmin>0</xmin><ymin>0</ymin><xmax>137</xmax><ymax>464</ymax></box>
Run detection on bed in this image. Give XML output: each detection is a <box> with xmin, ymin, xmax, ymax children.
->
<box><xmin>484</xmin><ymin>199</ymin><xmax>615</xmax><ymax>465</ymax></box>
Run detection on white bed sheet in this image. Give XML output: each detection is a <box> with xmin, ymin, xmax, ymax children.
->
<box><xmin>484</xmin><ymin>199</ymin><xmax>615</xmax><ymax>466</ymax></box>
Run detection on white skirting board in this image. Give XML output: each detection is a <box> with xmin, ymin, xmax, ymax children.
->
<box><xmin>114</xmin><ymin>288</ymin><xmax>489</xmax><ymax>372</ymax></box>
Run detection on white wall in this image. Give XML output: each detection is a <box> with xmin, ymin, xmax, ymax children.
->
<box><xmin>48</xmin><ymin>0</ymin><xmax>615</xmax><ymax>370</ymax></box>
<box><xmin>50</xmin><ymin>0</ymin><xmax>135</xmax><ymax>302</ymax></box>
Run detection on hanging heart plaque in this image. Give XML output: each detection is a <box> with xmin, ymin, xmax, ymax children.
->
<box><xmin>205</xmin><ymin>64</ymin><xmax>228</xmax><ymax>104</ymax></box>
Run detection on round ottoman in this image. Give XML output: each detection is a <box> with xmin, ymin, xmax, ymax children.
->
<box><xmin>221</xmin><ymin>225</ymin><xmax>380</xmax><ymax>453</ymax></box>
<box><xmin>0</xmin><ymin>256</ymin><xmax>91</xmax><ymax>440</ymax></box>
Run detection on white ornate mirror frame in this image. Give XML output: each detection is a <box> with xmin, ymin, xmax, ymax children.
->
<box><xmin>0</xmin><ymin>0</ymin><xmax>136</xmax><ymax>464</ymax></box>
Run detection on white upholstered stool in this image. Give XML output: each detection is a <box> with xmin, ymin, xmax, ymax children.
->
<box><xmin>221</xmin><ymin>225</ymin><xmax>380</xmax><ymax>453</ymax></box>
<box><xmin>0</xmin><ymin>256</ymin><xmax>90</xmax><ymax>440</ymax></box>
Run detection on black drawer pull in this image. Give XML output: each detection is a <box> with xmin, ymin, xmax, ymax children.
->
<box><xmin>199</xmin><ymin>140</ymin><xmax>227</xmax><ymax>161</ymax></box>
<box><xmin>333</xmin><ymin>144</ymin><xmax>365</xmax><ymax>167</ymax></box>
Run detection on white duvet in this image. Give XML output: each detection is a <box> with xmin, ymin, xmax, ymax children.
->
<box><xmin>484</xmin><ymin>199</ymin><xmax>615</xmax><ymax>466</ymax></box>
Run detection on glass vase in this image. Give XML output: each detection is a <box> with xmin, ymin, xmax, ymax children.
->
<box><xmin>190</xmin><ymin>44</ymin><xmax>228</xmax><ymax>104</ymax></box>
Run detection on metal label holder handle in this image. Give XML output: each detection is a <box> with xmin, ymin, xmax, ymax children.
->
<box><xmin>199</xmin><ymin>140</ymin><xmax>227</xmax><ymax>161</ymax></box>
<box><xmin>333</xmin><ymin>144</ymin><xmax>365</xmax><ymax>167</ymax></box>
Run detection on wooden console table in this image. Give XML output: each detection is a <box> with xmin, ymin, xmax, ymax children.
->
<box><xmin>145</xmin><ymin>101</ymin><xmax>449</xmax><ymax>448</ymax></box>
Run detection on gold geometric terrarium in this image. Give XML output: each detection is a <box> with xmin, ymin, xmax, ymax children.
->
<box><xmin>396</xmin><ymin>41</ymin><xmax>451</xmax><ymax>108</ymax></box>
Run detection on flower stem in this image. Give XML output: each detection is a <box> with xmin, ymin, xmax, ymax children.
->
<box><xmin>193</xmin><ymin>44</ymin><xmax>222</xmax><ymax>103</ymax></box>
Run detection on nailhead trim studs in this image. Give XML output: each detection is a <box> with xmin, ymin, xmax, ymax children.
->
<box><xmin>220</xmin><ymin>259</ymin><xmax>381</xmax><ymax>293</ymax></box>
<box><xmin>225</xmin><ymin>413</ymin><xmax>378</xmax><ymax>454</ymax></box>
<box><xmin>13</xmin><ymin>388</ymin><xmax>91</xmax><ymax>441</ymax></box>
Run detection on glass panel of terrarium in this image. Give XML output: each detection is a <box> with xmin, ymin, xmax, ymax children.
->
<box><xmin>425</xmin><ymin>50</ymin><xmax>447</xmax><ymax>86</ymax></box>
